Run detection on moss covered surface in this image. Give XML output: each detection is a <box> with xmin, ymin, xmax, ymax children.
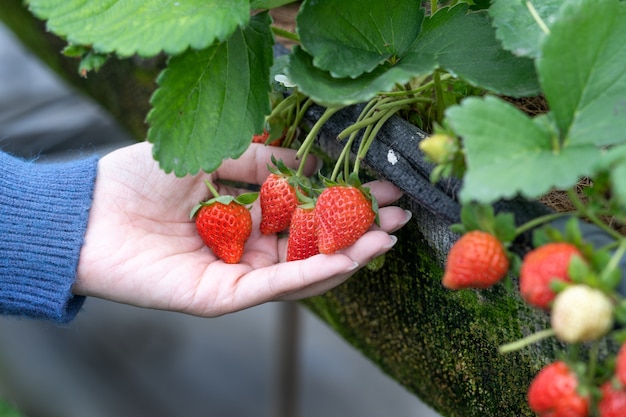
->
<box><xmin>303</xmin><ymin>198</ymin><xmax>562</xmax><ymax>416</ymax></box>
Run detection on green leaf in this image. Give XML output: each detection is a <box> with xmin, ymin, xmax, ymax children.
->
<box><xmin>600</xmin><ymin>144</ymin><xmax>626</xmax><ymax>209</ymax></box>
<box><xmin>251</xmin><ymin>0</ymin><xmax>297</xmax><ymax>9</ymax></box>
<box><xmin>287</xmin><ymin>46</ymin><xmax>436</xmax><ymax>106</ymax></box>
<box><xmin>28</xmin><ymin>0</ymin><xmax>250</xmax><ymax>57</ymax></box>
<box><xmin>489</xmin><ymin>0</ymin><xmax>562</xmax><ymax>58</ymax></box>
<box><xmin>415</xmin><ymin>4</ymin><xmax>539</xmax><ymax>97</ymax></box>
<box><xmin>147</xmin><ymin>12</ymin><xmax>274</xmax><ymax>176</ymax></box>
<box><xmin>446</xmin><ymin>96</ymin><xmax>602</xmax><ymax>204</ymax></box>
<box><xmin>297</xmin><ymin>0</ymin><xmax>424</xmax><ymax>78</ymax></box>
<box><xmin>537</xmin><ymin>0</ymin><xmax>626</xmax><ymax>147</ymax></box>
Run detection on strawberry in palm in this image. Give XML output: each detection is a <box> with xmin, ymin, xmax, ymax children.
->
<box><xmin>287</xmin><ymin>203</ymin><xmax>318</xmax><ymax>261</ymax></box>
<box><xmin>315</xmin><ymin>174</ymin><xmax>377</xmax><ymax>254</ymax></box>
<box><xmin>191</xmin><ymin>180</ymin><xmax>258</xmax><ymax>264</ymax></box>
<box><xmin>259</xmin><ymin>157</ymin><xmax>300</xmax><ymax>235</ymax></box>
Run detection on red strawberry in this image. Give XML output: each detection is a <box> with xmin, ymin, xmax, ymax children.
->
<box><xmin>191</xmin><ymin>181</ymin><xmax>257</xmax><ymax>264</ymax></box>
<box><xmin>615</xmin><ymin>343</ymin><xmax>626</xmax><ymax>386</ymax></box>
<box><xmin>527</xmin><ymin>361</ymin><xmax>589</xmax><ymax>417</ymax></box>
<box><xmin>259</xmin><ymin>159</ymin><xmax>300</xmax><ymax>235</ymax></box>
<box><xmin>442</xmin><ymin>230</ymin><xmax>509</xmax><ymax>290</ymax></box>
<box><xmin>315</xmin><ymin>179</ymin><xmax>376</xmax><ymax>254</ymax></box>
<box><xmin>252</xmin><ymin>129</ymin><xmax>283</xmax><ymax>147</ymax></box>
<box><xmin>519</xmin><ymin>242</ymin><xmax>583</xmax><ymax>309</ymax></box>
<box><xmin>598</xmin><ymin>381</ymin><xmax>626</xmax><ymax>417</ymax></box>
<box><xmin>287</xmin><ymin>205</ymin><xmax>319</xmax><ymax>261</ymax></box>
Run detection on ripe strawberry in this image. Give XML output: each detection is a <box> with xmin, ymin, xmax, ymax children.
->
<box><xmin>550</xmin><ymin>284</ymin><xmax>614</xmax><ymax>343</ymax></box>
<box><xmin>615</xmin><ymin>343</ymin><xmax>626</xmax><ymax>386</ymax></box>
<box><xmin>287</xmin><ymin>205</ymin><xmax>319</xmax><ymax>261</ymax></box>
<box><xmin>527</xmin><ymin>361</ymin><xmax>589</xmax><ymax>417</ymax></box>
<box><xmin>315</xmin><ymin>180</ymin><xmax>376</xmax><ymax>254</ymax></box>
<box><xmin>441</xmin><ymin>230</ymin><xmax>509</xmax><ymax>290</ymax></box>
<box><xmin>252</xmin><ymin>129</ymin><xmax>283</xmax><ymax>147</ymax></box>
<box><xmin>519</xmin><ymin>242</ymin><xmax>583</xmax><ymax>309</ymax></box>
<box><xmin>598</xmin><ymin>381</ymin><xmax>626</xmax><ymax>417</ymax></box>
<box><xmin>259</xmin><ymin>157</ymin><xmax>303</xmax><ymax>235</ymax></box>
<box><xmin>191</xmin><ymin>182</ymin><xmax>257</xmax><ymax>264</ymax></box>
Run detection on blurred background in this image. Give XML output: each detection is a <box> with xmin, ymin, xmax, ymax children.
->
<box><xmin>0</xmin><ymin>20</ymin><xmax>441</xmax><ymax>417</ymax></box>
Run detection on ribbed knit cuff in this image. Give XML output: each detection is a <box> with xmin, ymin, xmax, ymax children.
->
<box><xmin>0</xmin><ymin>152</ymin><xmax>98</xmax><ymax>323</ymax></box>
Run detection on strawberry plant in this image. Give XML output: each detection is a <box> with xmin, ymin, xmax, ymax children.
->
<box><xmin>8</xmin><ymin>0</ymin><xmax>626</xmax><ymax>415</ymax></box>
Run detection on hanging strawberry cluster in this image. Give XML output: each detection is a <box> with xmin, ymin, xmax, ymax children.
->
<box><xmin>439</xmin><ymin>200</ymin><xmax>626</xmax><ymax>416</ymax></box>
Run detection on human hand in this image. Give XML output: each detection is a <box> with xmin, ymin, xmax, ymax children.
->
<box><xmin>75</xmin><ymin>142</ymin><xmax>411</xmax><ymax>317</ymax></box>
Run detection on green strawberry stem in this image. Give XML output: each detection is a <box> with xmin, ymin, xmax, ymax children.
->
<box><xmin>296</xmin><ymin>106</ymin><xmax>343</xmax><ymax>176</ymax></box>
<box><xmin>525</xmin><ymin>0</ymin><xmax>551</xmax><ymax>35</ymax></box>
<box><xmin>270</xmin><ymin>26</ymin><xmax>300</xmax><ymax>43</ymax></box>
<box><xmin>354</xmin><ymin>106</ymin><xmax>402</xmax><ymax>174</ymax></box>
<box><xmin>567</xmin><ymin>188</ymin><xmax>624</xmax><ymax>241</ymax></box>
<box><xmin>331</xmin><ymin>99</ymin><xmax>382</xmax><ymax>181</ymax></box>
<box><xmin>204</xmin><ymin>179</ymin><xmax>220</xmax><ymax>198</ymax></box>
<box><xmin>498</xmin><ymin>328</ymin><xmax>556</xmax><ymax>354</ymax></box>
<box><xmin>514</xmin><ymin>212</ymin><xmax>576</xmax><ymax>237</ymax></box>
<box><xmin>283</xmin><ymin>98</ymin><xmax>313</xmax><ymax>148</ymax></box>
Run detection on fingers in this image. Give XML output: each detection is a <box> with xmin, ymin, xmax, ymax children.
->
<box><xmin>278</xmin><ymin>230</ymin><xmax>399</xmax><ymax>300</ymax></box>
<box><xmin>374</xmin><ymin>206</ymin><xmax>412</xmax><ymax>233</ymax></box>
<box><xmin>364</xmin><ymin>179</ymin><xmax>403</xmax><ymax>206</ymax></box>
<box><xmin>215</xmin><ymin>144</ymin><xmax>318</xmax><ymax>185</ymax></box>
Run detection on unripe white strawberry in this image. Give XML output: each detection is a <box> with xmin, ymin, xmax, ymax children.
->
<box><xmin>551</xmin><ymin>285</ymin><xmax>614</xmax><ymax>343</ymax></box>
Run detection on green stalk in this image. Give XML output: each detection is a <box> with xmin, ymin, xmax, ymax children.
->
<box><xmin>514</xmin><ymin>212</ymin><xmax>577</xmax><ymax>237</ymax></box>
<box><xmin>283</xmin><ymin>97</ymin><xmax>313</xmax><ymax>148</ymax></box>
<box><xmin>567</xmin><ymin>189</ymin><xmax>624</xmax><ymax>241</ymax></box>
<box><xmin>296</xmin><ymin>106</ymin><xmax>343</xmax><ymax>176</ymax></box>
<box><xmin>354</xmin><ymin>106</ymin><xmax>401</xmax><ymax>174</ymax></box>
<box><xmin>433</xmin><ymin>71</ymin><xmax>445</xmax><ymax>123</ymax></box>
<box><xmin>525</xmin><ymin>1</ymin><xmax>550</xmax><ymax>35</ymax></box>
<box><xmin>375</xmin><ymin>96</ymin><xmax>432</xmax><ymax>110</ymax></box>
<box><xmin>270</xmin><ymin>26</ymin><xmax>300</xmax><ymax>43</ymax></box>
<box><xmin>331</xmin><ymin>101</ymin><xmax>383</xmax><ymax>181</ymax></box>
<box><xmin>430</xmin><ymin>0</ymin><xmax>438</xmax><ymax>15</ymax></box>
<box><xmin>498</xmin><ymin>329</ymin><xmax>556</xmax><ymax>354</ymax></box>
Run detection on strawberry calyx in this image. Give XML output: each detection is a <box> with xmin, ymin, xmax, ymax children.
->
<box><xmin>190</xmin><ymin>180</ymin><xmax>258</xmax><ymax>219</ymax></box>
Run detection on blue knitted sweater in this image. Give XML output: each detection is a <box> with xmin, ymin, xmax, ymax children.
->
<box><xmin>0</xmin><ymin>151</ymin><xmax>97</xmax><ymax>323</ymax></box>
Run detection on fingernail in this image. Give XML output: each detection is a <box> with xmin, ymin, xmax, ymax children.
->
<box><xmin>346</xmin><ymin>261</ymin><xmax>360</xmax><ymax>272</ymax></box>
<box><xmin>383</xmin><ymin>235</ymin><xmax>398</xmax><ymax>249</ymax></box>
<box><xmin>400</xmin><ymin>210</ymin><xmax>413</xmax><ymax>226</ymax></box>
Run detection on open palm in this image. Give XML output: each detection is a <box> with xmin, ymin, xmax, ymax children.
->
<box><xmin>75</xmin><ymin>142</ymin><xmax>409</xmax><ymax>317</ymax></box>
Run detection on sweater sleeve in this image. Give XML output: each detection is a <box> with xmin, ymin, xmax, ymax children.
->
<box><xmin>0</xmin><ymin>151</ymin><xmax>98</xmax><ymax>323</ymax></box>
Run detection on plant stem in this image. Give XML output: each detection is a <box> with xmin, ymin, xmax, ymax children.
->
<box><xmin>433</xmin><ymin>71</ymin><xmax>445</xmax><ymax>123</ymax></box>
<box><xmin>498</xmin><ymin>328</ymin><xmax>556</xmax><ymax>354</ymax></box>
<box><xmin>296</xmin><ymin>106</ymin><xmax>343</xmax><ymax>176</ymax></box>
<box><xmin>566</xmin><ymin>189</ymin><xmax>624</xmax><ymax>241</ymax></box>
<box><xmin>515</xmin><ymin>212</ymin><xmax>576</xmax><ymax>237</ymax></box>
<box><xmin>525</xmin><ymin>0</ymin><xmax>551</xmax><ymax>35</ymax></box>
<box><xmin>331</xmin><ymin>101</ymin><xmax>382</xmax><ymax>181</ymax></box>
<box><xmin>283</xmin><ymin>97</ymin><xmax>313</xmax><ymax>148</ymax></box>
<box><xmin>605</xmin><ymin>237</ymin><xmax>626</xmax><ymax>277</ymax></box>
<box><xmin>430</xmin><ymin>0</ymin><xmax>438</xmax><ymax>15</ymax></box>
<box><xmin>270</xmin><ymin>26</ymin><xmax>300</xmax><ymax>43</ymax></box>
<box><xmin>586</xmin><ymin>341</ymin><xmax>600</xmax><ymax>383</ymax></box>
<box><xmin>375</xmin><ymin>97</ymin><xmax>432</xmax><ymax>110</ymax></box>
<box><xmin>354</xmin><ymin>107</ymin><xmax>401</xmax><ymax>174</ymax></box>
<box><xmin>204</xmin><ymin>179</ymin><xmax>220</xmax><ymax>198</ymax></box>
